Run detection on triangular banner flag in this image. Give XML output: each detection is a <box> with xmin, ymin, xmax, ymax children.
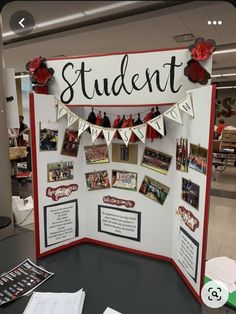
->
<box><xmin>164</xmin><ymin>104</ymin><xmax>183</xmax><ymax>125</ymax></box>
<box><xmin>67</xmin><ymin>110</ymin><xmax>79</xmax><ymax>127</ymax></box>
<box><xmin>78</xmin><ymin>118</ymin><xmax>90</xmax><ymax>137</ymax></box>
<box><xmin>90</xmin><ymin>125</ymin><xmax>102</xmax><ymax>143</ymax></box>
<box><xmin>102</xmin><ymin>128</ymin><xmax>116</xmax><ymax>146</ymax></box>
<box><xmin>178</xmin><ymin>93</ymin><xmax>194</xmax><ymax>117</ymax></box>
<box><xmin>147</xmin><ymin>114</ymin><xmax>165</xmax><ymax>136</ymax></box>
<box><xmin>118</xmin><ymin>128</ymin><xmax>132</xmax><ymax>147</ymax></box>
<box><xmin>131</xmin><ymin>124</ymin><xmax>147</xmax><ymax>143</ymax></box>
<box><xmin>56</xmin><ymin>101</ymin><xmax>67</xmax><ymax>120</ymax></box>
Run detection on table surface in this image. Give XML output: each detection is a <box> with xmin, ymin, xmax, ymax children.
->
<box><xmin>0</xmin><ymin>231</ymin><xmax>235</xmax><ymax>314</ymax></box>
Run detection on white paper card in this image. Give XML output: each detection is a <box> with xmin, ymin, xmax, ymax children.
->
<box><xmin>178</xmin><ymin>93</ymin><xmax>194</xmax><ymax>117</ymax></box>
<box><xmin>118</xmin><ymin>128</ymin><xmax>132</xmax><ymax>147</ymax></box>
<box><xmin>56</xmin><ymin>101</ymin><xmax>67</xmax><ymax>120</ymax></box>
<box><xmin>147</xmin><ymin>114</ymin><xmax>165</xmax><ymax>136</ymax></box>
<box><xmin>23</xmin><ymin>289</ymin><xmax>85</xmax><ymax>314</ymax></box>
<box><xmin>131</xmin><ymin>124</ymin><xmax>147</xmax><ymax>143</ymax></box>
<box><xmin>102</xmin><ymin>128</ymin><xmax>116</xmax><ymax>146</ymax></box>
<box><xmin>103</xmin><ymin>307</ymin><xmax>122</xmax><ymax>314</ymax></box>
<box><xmin>164</xmin><ymin>104</ymin><xmax>183</xmax><ymax>125</ymax></box>
<box><xmin>67</xmin><ymin>110</ymin><xmax>79</xmax><ymax>127</ymax></box>
<box><xmin>90</xmin><ymin>125</ymin><xmax>103</xmax><ymax>143</ymax></box>
<box><xmin>78</xmin><ymin>119</ymin><xmax>90</xmax><ymax>137</ymax></box>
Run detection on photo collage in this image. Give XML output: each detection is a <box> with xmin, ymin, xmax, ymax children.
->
<box><xmin>175</xmin><ymin>138</ymin><xmax>206</xmax><ymax>235</ymax></box>
<box><xmin>39</xmin><ymin>120</ymin><xmax>205</xmax><ymax>212</ymax></box>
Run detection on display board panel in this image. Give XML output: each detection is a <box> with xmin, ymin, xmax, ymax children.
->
<box><xmin>30</xmin><ymin>47</ymin><xmax>215</xmax><ymax>303</ymax></box>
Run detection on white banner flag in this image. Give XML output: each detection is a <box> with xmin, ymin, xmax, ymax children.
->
<box><xmin>56</xmin><ymin>101</ymin><xmax>67</xmax><ymax>120</ymax></box>
<box><xmin>147</xmin><ymin>114</ymin><xmax>165</xmax><ymax>136</ymax></box>
<box><xmin>90</xmin><ymin>125</ymin><xmax>102</xmax><ymax>143</ymax></box>
<box><xmin>67</xmin><ymin>110</ymin><xmax>79</xmax><ymax>127</ymax></box>
<box><xmin>118</xmin><ymin>128</ymin><xmax>132</xmax><ymax>146</ymax></box>
<box><xmin>164</xmin><ymin>104</ymin><xmax>183</xmax><ymax>125</ymax></box>
<box><xmin>131</xmin><ymin>124</ymin><xmax>147</xmax><ymax>143</ymax></box>
<box><xmin>78</xmin><ymin>118</ymin><xmax>90</xmax><ymax>137</ymax></box>
<box><xmin>178</xmin><ymin>93</ymin><xmax>194</xmax><ymax>117</ymax></box>
<box><xmin>102</xmin><ymin>128</ymin><xmax>116</xmax><ymax>146</ymax></box>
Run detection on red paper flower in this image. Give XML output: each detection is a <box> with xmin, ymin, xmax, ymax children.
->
<box><xmin>33</xmin><ymin>85</ymin><xmax>49</xmax><ymax>94</ymax></box>
<box><xmin>25</xmin><ymin>56</ymin><xmax>54</xmax><ymax>94</ymax></box>
<box><xmin>184</xmin><ymin>59</ymin><xmax>211</xmax><ymax>85</ymax></box>
<box><xmin>189</xmin><ymin>38</ymin><xmax>216</xmax><ymax>61</ymax></box>
<box><xmin>32</xmin><ymin>67</ymin><xmax>54</xmax><ymax>85</ymax></box>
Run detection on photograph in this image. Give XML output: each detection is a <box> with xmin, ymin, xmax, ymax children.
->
<box><xmin>112</xmin><ymin>143</ymin><xmax>138</xmax><ymax>164</ymax></box>
<box><xmin>176</xmin><ymin>138</ymin><xmax>188</xmax><ymax>172</ymax></box>
<box><xmin>112</xmin><ymin>170</ymin><xmax>137</xmax><ymax>191</ymax></box>
<box><xmin>141</xmin><ymin>147</ymin><xmax>172</xmax><ymax>175</ymax></box>
<box><xmin>47</xmin><ymin>161</ymin><xmax>74</xmax><ymax>182</ymax></box>
<box><xmin>181</xmin><ymin>177</ymin><xmax>200</xmax><ymax>210</ymax></box>
<box><xmin>61</xmin><ymin>128</ymin><xmax>80</xmax><ymax>157</ymax></box>
<box><xmin>85</xmin><ymin>170</ymin><xmax>110</xmax><ymax>191</ymax></box>
<box><xmin>39</xmin><ymin>122</ymin><xmax>58</xmax><ymax>151</ymax></box>
<box><xmin>189</xmin><ymin>143</ymin><xmax>208</xmax><ymax>175</ymax></box>
<box><xmin>84</xmin><ymin>144</ymin><xmax>109</xmax><ymax>164</ymax></box>
<box><xmin>139</xmin><ymin>175</ymin><xmax>170</xmax><ymax>205</ymax></box>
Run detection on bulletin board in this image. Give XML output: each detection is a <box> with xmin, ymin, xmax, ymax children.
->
<box><xmin>29</xmin><ymin>46</ymin><xmax>215</xmax><ymax>303</ymax></box>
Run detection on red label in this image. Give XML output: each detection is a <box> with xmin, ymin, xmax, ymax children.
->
<box><xmin>46</xmin><ymin>184</ymin><xmax>78</xmax><ymax>201</ymax></box>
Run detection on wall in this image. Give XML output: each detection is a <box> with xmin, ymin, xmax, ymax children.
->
<box><xmin>0</xmin><ymin>21</ymin><xmax>14</xmax><ymax>239</ymax></box>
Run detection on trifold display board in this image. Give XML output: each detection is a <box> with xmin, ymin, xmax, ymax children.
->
<box><xmin>29</xmin><ymin>47</ymin><xmax>215</xmax><ymax>303</ymax></box>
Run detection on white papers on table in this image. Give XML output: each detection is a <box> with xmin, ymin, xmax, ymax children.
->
<box><xmin>23</xmin><ymin>288</ymin><xmax>85</xmax><ymax>314</ymax></box>
<box><xmin>206</xmin><ymin>256</ymin><xmax>236</xmax><ymax>293</ymax></box>
<box><xmin>103</xmin><ymin>307</ymin><xmax>122</xmax><ymax>314</ymax></box>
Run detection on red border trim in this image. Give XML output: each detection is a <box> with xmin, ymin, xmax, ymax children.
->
<box><xmin>47</xmin><ymin>46</ymin><xmax>187</xmax><ymax>61</ymax></box>
<box><xmin>200</xmin><ymin>84</ymin><xmax>216</xmax><ymax>291</ymax></box>
<box><xmin>84</xmin><ymin>238</ymin><xmax>171</xmax><ymax>262</ymax></box>
<box><xmin>66</xmin><ymin>103</ymin><xmax>174</xmax><ymax>108</ymax></box>
<box><xmin>29</xmin><ymin>93</ymin><xmax>40</xmax><ymax>257</ymax></box>
<box><xmin>171</xmin><ymin>259</ymin><xmax>202</xmax><ymax>303</ymax></box>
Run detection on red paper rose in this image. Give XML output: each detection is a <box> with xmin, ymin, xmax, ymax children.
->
<box><xmin>33</xmin><ymin>85</ymin><xmax>49</xmax><ymax>94</ymax></box>
<box><xmin>26</xmin><ymin>56</ymin><xmax>54</xmax><ymax>94</ymax></box>
<box><xmin>184</xmin><ymin>59</ymin><xmax>211</xmax><ymax>85</ymax></box>
<box><xmin>189</xmin><ymin>38</ymin><xmax>216</xmax><ymax>61</ymax></box>
<box><xmin>33</xmin><ymin>67</ymin><xmax>53</xmax><ymax>85</ymax></box>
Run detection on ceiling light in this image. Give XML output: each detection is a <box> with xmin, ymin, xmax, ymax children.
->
<box><xmin>84</xmin><ymin>1</ymin><xmax>141</xmax><ymax>15</ymax></box>
<box><xmin>213</xmin><ymin>48</ymin><xmax>236</xmax><ymax>54</ymax></box>
<box><xmin>3</xmin><ymin>1</ymin><xmax>141</xmax><ymax>38</ymax></box>
<box><xmin>15</xmin><ymin>74</ymin><xmax>30</xmax><ymax>79</ymax></box>
<box><xmin>216</xmin><ymin>86</ymin><xmax>236</xmax><ymax>89</ymax></box>
<box><xmin>212</xmin><ymin>73</ymin><xmax>236</xmax><ymax>78</ymax></box>
<box><xmin>173</xmin><ymin>33</ymin><xmax>195</xmax><ymax>43</ymax></box>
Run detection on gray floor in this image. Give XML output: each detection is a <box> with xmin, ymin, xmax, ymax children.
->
<box><xmin>207</xmin><ymin>167</ymin><xmax>236</xmax><ymax>260</ymax></box>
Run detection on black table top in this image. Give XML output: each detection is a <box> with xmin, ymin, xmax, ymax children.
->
<box><xmin>0</xmin><ymin>231</ymin><xmax>235</xmax><ymax>314</ymax></box>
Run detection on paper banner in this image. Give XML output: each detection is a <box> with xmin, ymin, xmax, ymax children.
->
<box><xmin>56</xmin><ymin>101</ymin><xmax>67</xmax><ymax>120</ymax></box>
<box><xmin>178</xmin><ymin>93</ymin><xmax>194</xmax><ymax>117</ymax></box>
<box><xmin>147</xmin><ymin>114</ymin><xmax>165</xmax><ymax>136</ymax></box>
<box><xmin>67</xmin><ymin>110</ymin><xmax>79</xmax><ymax>127</ymax></box>
<box><xmin>118</xmin><ymin>128</ymin><xmax>132</xmax><ymax>147</ymax></box>
<box><xmin>90</xmin><ymin>125</ymin><xmax>103</xmax><ymax>143</ymax></box>
<box><xmin>164</xmin><ymin>104</ymin><xmax>183</xmax><ymax>125</ymax></box>
<box><xmin>131</xmin><ymin>124</ymin><xmax>147</xmax><ymax>143</ymax></box>
<box><xmin>102</xmin><ymin>128</ymin><xmax>116</xmax><ymax>146</ymax></box>
<box><xmin>78</xmin><ymin>118</ymin><xmax>90</xmax><ymax>137</ymax></box>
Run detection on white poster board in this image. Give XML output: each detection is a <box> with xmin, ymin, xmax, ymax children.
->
<box><xmin>47</xmin><ymin>48</ymin><xmax>212</xmax><ymax>106</ymax></box>
<box><xmin>30</xmin><ymin>48</ymin><xmax>214</xmax><ymax>301</ymax></box>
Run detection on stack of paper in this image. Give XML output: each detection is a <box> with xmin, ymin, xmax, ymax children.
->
<box><xmin>23</xmin><ymin>289</ymin><xmax>85</xmax><ymax>314</ymax></box>
<box><xmin>206</xmin><ymin>256</ymin><xmax>236</xmax><ymax>293</ymax></box>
